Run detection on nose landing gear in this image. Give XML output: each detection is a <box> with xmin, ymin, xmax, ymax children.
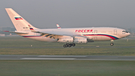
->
<box><xmin>110</xmin><ymin>40</ymin><xmax>114</xmax><ymax>46</ymax></box>
<box><xmin>63</xmin><ymin>43</ymin><xmax>76</xmax><ymax>48</ymax></box>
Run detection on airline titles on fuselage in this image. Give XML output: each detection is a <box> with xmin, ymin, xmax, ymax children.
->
<box><xmin>75</xmin><ymin>29</ymin><xmax>93</xmax><ymax>33</ymax></box>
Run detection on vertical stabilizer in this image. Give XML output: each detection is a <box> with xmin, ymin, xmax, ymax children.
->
<box><xmin>5</xmin><ymin>8</ymin><xmax>38</xmax><ymax>31</ymax></box>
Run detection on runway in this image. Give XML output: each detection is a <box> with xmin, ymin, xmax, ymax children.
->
<box><xmin>0</xmin><ymin>55</ymin><xmax>135</xmax><ymax>61</ymax></box>
<box><xmin>0</xmin><ymin>46</ymin><xmax>135</xmax><ymax>49</ymax></box>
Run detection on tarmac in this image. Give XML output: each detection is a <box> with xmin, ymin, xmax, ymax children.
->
<box><xmin>0</xmin><ymin>55</ymin><xmax>135</xmax><ymax>61</ymax></box>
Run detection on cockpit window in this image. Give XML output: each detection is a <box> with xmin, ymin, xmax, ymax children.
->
<box><xmin>122</xmin><ymin>30</ymin><xmax>129</xmax><ymax>33</ymax></box>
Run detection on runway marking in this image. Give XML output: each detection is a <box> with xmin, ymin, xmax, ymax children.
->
<box><xmin>21</xmin><ymin>58</ymin><xmax>135</xmax><ymax>61</ymax></box>
<box><xmin>21</xmin><ymin>58</ymin><xmax>76</xmax><ymax>60</ymax></box>
<box><xmin>38</xmin><ymin>55</ymin><xmax>87</xmax><ymax>57</ymax></box>
<box><xmin>76</xmin><ymin>59</ymin><xmax>135</xmax><ymax>61</ymax></box>
<box><xmin>1</xmin><ymin>55</ymin><xmax>135</xmax><ymax>61</ymax></box>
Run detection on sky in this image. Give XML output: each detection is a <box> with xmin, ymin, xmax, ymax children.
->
<box><xmin>0</xmin><ymin>0</ymin><xmax>135</xmax><ymax>29</ymax></box>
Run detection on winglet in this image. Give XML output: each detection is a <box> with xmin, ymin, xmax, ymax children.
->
<box><xmin>56</xmin><ymin>24</ymin><xmax>61</xmax><ymax>29</ymax></box>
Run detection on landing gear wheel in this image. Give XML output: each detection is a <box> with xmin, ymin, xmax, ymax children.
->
<box><xmin>72</xmin><ymin>43</ymin><xmax>75</xmax><ymax>47</ymax></box>
<box><xmin>63</xmin><ymin>43</ymin><xmax>76</xmax><ymax>48</ymax></box>
<box><xmin>63</xmin><ymin>44</ymin><xmax>67</xmax><ymax>48</ymax></box>
<box><xmin>110</xmin><ymin>43</ymin><xmax>114</xmax><ymax>46</ymax></box>
<box><xmin>67</xmin><ymin>44</ymin><xmax>71</xmax><ymax>47</ymax></box>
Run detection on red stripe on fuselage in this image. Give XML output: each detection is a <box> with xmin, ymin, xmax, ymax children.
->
<box><xmin>83</xmin><ymin>34</ymin><xmax>117</xmax><ymax>40</ymax></box>
<box><xmin>23</xmin><ymin>36</ymin><xmax>41</xmax><ymax>37</ymax></box>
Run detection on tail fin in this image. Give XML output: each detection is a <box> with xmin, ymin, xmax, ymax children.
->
<box><xmin>5</xmin><ymin>8</ymin><xmax>38</xmax><ymax>31</ymax></box>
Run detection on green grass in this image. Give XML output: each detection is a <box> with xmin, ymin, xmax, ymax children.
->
<box><xmin>0</xmin><ymin>36</ymin><xmax>135</xmax><ymax>55</ymax></box>
<box><xmin>0</xmin><ymin>60</ymin><xmax>135</xmax><ymax>76</ymax></box>
<box><xmin>1</xmin><ymin>37</ymin><xmax>135</xmax><ymax>76</ymax></box>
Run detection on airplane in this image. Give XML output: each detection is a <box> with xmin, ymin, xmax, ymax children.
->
<box><xmin>5</xmin><ymin>8</ymin><xmax>130</xmax><ymax>48</ymax></box>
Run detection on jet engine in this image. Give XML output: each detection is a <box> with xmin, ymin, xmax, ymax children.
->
<box><xmin>57</xmin><ymin>36</ymin><xmax>73</xmax><ymax>43</ymax></box>
<box><xmin>74</xmin><ymin>36</ymin><xmax>87</xmax><ymax>43</ymax></box>
<box><xmin>57</xmin><ymin>36</ymin><xmax>88</xmax><ymax>43</ymax></box>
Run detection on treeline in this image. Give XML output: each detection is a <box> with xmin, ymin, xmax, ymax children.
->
<box><xmin>0</xmin><ymin>27</ymin><xmax>15</xmax><ymax>35</ymax></box>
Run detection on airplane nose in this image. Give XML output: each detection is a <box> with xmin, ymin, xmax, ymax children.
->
<box><xmin>129</xmin><ymin>32</ymin><xmax>130</xmax><ymax>35</ymax></box>
<box><xmin>127</xmin><ymin>32</ymin><xmax>130</xmax><ymax>36</ymax></box>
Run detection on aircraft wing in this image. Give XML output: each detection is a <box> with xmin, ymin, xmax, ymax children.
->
<box><xmin>32</xmin><ymin>31</ymin><xmax>68</xmax><ymax>39</ymax></box>
<box><xmin>34</xmin><ymin>30</ymin><xmax>94</xmax><ymax>42</ymax></box>
<box><xmin>32</xmin><ymin>29</ymin><xmax>81</xmax><ymax>39</ymax></box>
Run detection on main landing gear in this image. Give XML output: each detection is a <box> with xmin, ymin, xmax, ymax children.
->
<box><xmin>110</xmin><ymin>42</ymin><xmax>114</xmax><ymax>46</ymax></box>
<box><xmin>63</xmin><ymin>43</ymin><xmax>75</xmax><ymax>48</ymax></box>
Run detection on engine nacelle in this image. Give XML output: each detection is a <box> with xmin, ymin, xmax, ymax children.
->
<box><xmin>57</xmin><ymin>36</ymin><xmax>88</xmax><ymax>43</ymax></box>
<box><xmin>57</xmin><ymin>36</ymin><xmax>73</xmax><ymax>43</ymax></box>
<box><xmin>74</xmin><ymin>36</ymin><xmax>87</xmax><ymax>43</ymax></box>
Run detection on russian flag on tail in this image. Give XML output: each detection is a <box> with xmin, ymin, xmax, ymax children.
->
<box><xmin>30</xmin><ymin>28</ymin><xmax>34</xmax><ymax>30</ymax></box>
<box><xmin>15</xmin><ymin>17</ymin><xmax>23</xmax><ymax>20</ymax></box>
<box><xmin>28</xmin><ymin>25</ymin><xmax>34</xmax><ymax>30</ymax></box>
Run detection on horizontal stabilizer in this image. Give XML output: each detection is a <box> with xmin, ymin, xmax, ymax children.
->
<box><xmin>4</xmin><ymin>31</ymin><xmax>28</xmax><ymax>34</ymax></box>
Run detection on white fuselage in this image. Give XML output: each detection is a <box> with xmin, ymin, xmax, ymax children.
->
<box><xmin>20</xmin><ymin>27</ymin><xmax>130</xmax><ymax>43</ymax></box>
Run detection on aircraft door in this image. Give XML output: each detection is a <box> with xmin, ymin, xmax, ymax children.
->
<box><xmin>114</xmin><ymin>29</ymin><xmax>117</xmax><ymax>35</ymax></box>
<box><xmin>93</xmin><ymin>30</ymin><xmax>98</xmax><ymax>40</ymax></box>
